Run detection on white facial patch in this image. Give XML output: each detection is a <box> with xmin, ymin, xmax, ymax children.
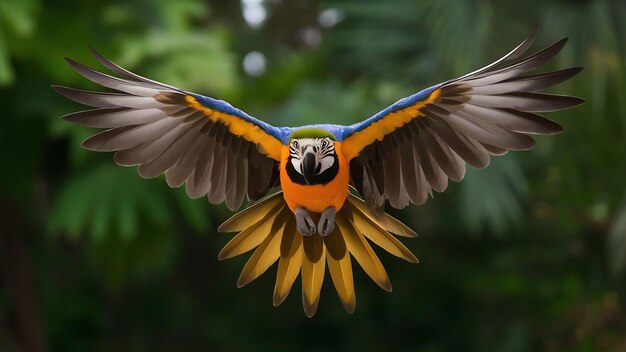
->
<box><xmin>289</xmin><ymin>137</ymin><xmax>335</xmax><ymax>176</ymax></box>
<box><xmin>317</xmin><ymin>154</ymin><xmax>335</xmax><ymax>175</ymax></box>
<box><xmin>290</xmin><ymin>157</ymin><xmax>303</xmax><ymax>175</ymax></box>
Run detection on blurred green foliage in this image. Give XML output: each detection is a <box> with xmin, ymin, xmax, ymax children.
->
<box><xmin>1</xmin><ymin>0</ymin><xmax>625</xmax><ymax>351</ymax></box>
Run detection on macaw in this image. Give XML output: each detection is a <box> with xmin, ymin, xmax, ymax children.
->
<box><xmin>54</xmin><ymin>31</ymin><xmax>583</xmax><ymax>317</ymax></box>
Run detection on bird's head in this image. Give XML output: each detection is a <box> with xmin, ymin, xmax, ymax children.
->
<box><xmin>286</xmin><ymin>129</ymin><xmax>339</xmax><ymax>185</ymax></box>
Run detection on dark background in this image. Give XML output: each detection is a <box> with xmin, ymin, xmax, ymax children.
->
<box><xmin>1</xmin><ymin>0</ymin><xmax>625</xmax><ymax>351</ymax></box>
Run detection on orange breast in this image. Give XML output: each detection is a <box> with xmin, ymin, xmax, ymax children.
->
<box><xmin>280</xmin><ymin>142</ymin><xmax>350</xmax><ymax>214</ymax></box>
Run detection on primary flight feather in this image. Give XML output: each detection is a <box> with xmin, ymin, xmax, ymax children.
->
<box><xmin>55</xmin><ymin>31</ymin><xmax>584</xmax><ymax>317</ymax></box>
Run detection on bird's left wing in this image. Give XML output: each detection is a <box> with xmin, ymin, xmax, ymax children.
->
<box><xmin>54</xmin><ymin>49</ymin><xmax>291</xmax><ymax>210</ymax></box>
<box><xmin>339</xmin><ymin>32</ymin><xmax>584</xmax><ymax>211</ymax></box>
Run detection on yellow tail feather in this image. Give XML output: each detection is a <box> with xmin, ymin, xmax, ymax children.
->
<box><xmin>346</xmin><ymin>196</ymin><xmax>417</xmax><ymax>238</ymax></box>
<box><xmin>338</xmin><ymin>216</ymin><xmax>392</xmax><ymax>292</ymax></box>
<box><xmin>236</xmin><ymin>210</ymin><xmax>287</xmax><ymax>287</ymax></box>
<box><xmin>218</xmin><ymin>192</ymin><xmax>284</xmax><ymax>232</ymax></box>
<box><xmin>323</xmin><ymin>228</ymin><xmax>348</xmax><ymax>260</ymax></box>
<box><xmin>218</xmin><ymin>201</ymin><xmax>285</xmax><ymax>260</ymax></box>
<box><xmin>273</xmin><ymin>245</ymin><xmax>302</xmax><ymax>306</ymax></box>
<box><xmin>344</xmin><ymin>202</ymin><xmax>418</xmax><ymax>263</ymax></box>
<box><xmin>219</xmin><ymin>191</ymin><xmax>418</xmax><ymax>316</ymax></box>
<box><xmin>327</xmin><ymin>252</ymin><xmax>355</xmax><ymax>313</ymax></box>
<box><xmin>301</xmin><ymin>237</ymin><xmax>326</xmax><ymax>317</ymax></box>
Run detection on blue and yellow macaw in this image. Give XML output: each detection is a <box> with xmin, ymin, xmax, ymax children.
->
<box><xmin>55</xmin><ymin>31</ymin><xmax>583</xmax><ymax>317</ymax></box>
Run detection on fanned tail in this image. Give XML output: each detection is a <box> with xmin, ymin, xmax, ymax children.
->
<box><xmin>218</xmin><ymin>191</ymin><xmax>418</xmax><ymax>317</ymax></box>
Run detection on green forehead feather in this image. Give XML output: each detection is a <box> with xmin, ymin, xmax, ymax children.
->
<box><xmin>289</xmin><ymin>128</ymin><xmax>337</xmax><ymax>141</ymax></box>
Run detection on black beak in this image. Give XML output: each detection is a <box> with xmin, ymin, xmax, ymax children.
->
<box><xmin>302</xmin><ymin>152</ymin><xmax>316</xmax><ymax>184</ymax></box>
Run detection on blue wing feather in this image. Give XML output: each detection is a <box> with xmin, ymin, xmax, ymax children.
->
<box><xmin>190</xmin><ymin>93</ymin><xmax>293</xmax><ymax>144</ymax></box>
<box><xmin>335</xmin><ymin>83</ymin><xmax>442</xmax><ymax>141</ymax></box>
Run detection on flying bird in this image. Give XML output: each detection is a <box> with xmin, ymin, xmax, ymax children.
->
<box><xmin>54</xmin><ymin>31</ymin><xmax>584</xmax><ymax>317</ymax></box>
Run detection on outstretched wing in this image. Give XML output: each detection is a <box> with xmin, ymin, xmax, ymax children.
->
<box><xmin>340</xmin><ymin>32</ymin><xmax>584</xmax><ymax>211</ymax></box>
<box><xmin>54</xmin><ymin>49</ymin><xmax>291</xmax><ymax>210</ymax></box>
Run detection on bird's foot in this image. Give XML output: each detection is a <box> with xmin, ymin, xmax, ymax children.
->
<box><xmin>295</xmin><ymin>207</ymin><xmax>316</xmax><ymax>236</ymax></box>
<box><xmin>317</xmin><ymin>207</ymin><xmax>336</xmax><ymax>237</ymax></box>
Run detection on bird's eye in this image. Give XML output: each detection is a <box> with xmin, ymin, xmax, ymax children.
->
<box><xmin>292</xmin><ymin>140</ymin><xmax>298</xmax><ymax>148</ymax></box>
<box><xmin>321</xmin><ymin>140</ymin><xmax>327</xmax><ymax>148</ymax></box>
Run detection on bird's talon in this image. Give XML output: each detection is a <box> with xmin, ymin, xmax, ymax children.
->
<box><xmin>295</xmin><ymin>207</ymin><xmax>317</xmax><ymax>236</ymax></box>
<box><xmin>318</xmin><ymin>207</ymin><xmax>336</xmax><ymax>237</ymax></box>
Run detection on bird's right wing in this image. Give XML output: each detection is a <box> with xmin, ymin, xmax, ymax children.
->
<box><xmin>339</xmin><ymin>31</ymin><xmax>584</xmax><ymax>212</ymax></box>
<box><xmin>55</xmin><ymin>49</ymin><xmax>292</xmax><ymax>210</ymax></box>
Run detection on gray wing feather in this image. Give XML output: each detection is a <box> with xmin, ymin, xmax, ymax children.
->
<box><xmin>53</xmin><ymin>86</ymin><xmax>166</xmax><ymax>109</ymax></box>
<box><xmin>459</xmin><ymin>104</ymin><xmax>562</xmax><ymax>134</ymax></box>
<box><xmin>410</xmin><ymin>144</ymin><xmax>430</xmax><ymax>206</ymax></box>
<box><xmin>88</xmin><ymin>47</ymin><xmax>182</xmax><ymax>92</ymax></box>
<box><xmin>383</xmin><ymin>152</ymin><xmax>407</xmax><ymax>209</ymax></box>
<box><xmin>399</xmin><ymin>144</ymin><xmax>420</xmax><ymax>204</ymax></box>
<box><xmin>420</xmin><ymin>128</ymin><xmax>465</xmax><ymax>182</ymax></box>
<box><xmin>84</xmin><ymin>117</ymin><xmax>184</xmax><ymax>152</ymax></box>
<box><xmin>115</xmin><ymin>118</ymin><xmax>199</xmax><ymax>166</ymax></box>
<box><xmin>471</xmin><ymin>67</ymin><xmax>582</xmax><ymax>95</ymax></box>
<box><xmin>63</xmin><ymin>108</ymin><xmax>168</xmax><ymax>128</ymax></box>
<box><xmin>447</xmin><ymin>28</ymin><xmax>538</xmax><ymax>84</ymax></box>
<box><xmin>166</xmin><ymin>136</ymin><xmax>210</xmax><ymax>188</ymax></box>
<box><xmin>208</xmin><ymin>143</ymin><xmax>228</xmax><ymax>204</ymax></box>
<box><xmin>467</xmin><ymin>93</ymin><xmax>583</xmax><ymax>112</ymax></box>
<box><xmin>65</xmin><ymin>57</ymin><xmax>162</xmax><ymax>96</ymax></box>
<box><xmin>461</xmin><ymin>39</ymin><xmax>568</xmax><ymax>86</ymax></box>
<box><xmin>441</xmin><ymin>112</ymin><xmax>535</xmax><ymax>150</ymax></box>
<box><xmin>137</xmin><ymin>120</ymin><xmax>206</xmax><ymax>179</ymax></box>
